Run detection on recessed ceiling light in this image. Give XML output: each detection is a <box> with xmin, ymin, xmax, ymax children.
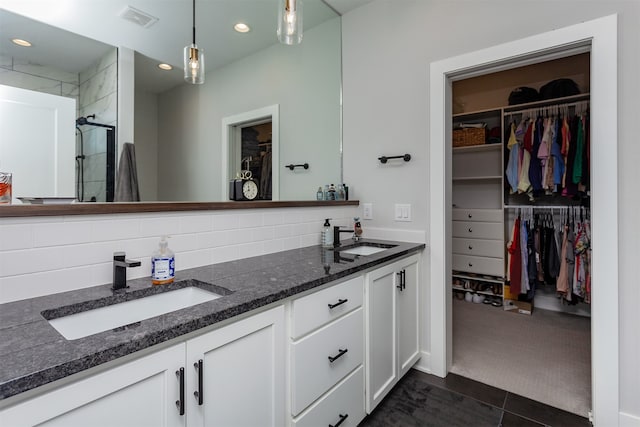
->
<box><xmin>158</xmin><ymin>63</ymin><xmax>173</xmax><ymax>71</ymax></box>
<box><xmin>11</xmin><ymin>38</ymin><xmax>32</xmax><ymax>47</ymax></box>
<box><xmin>234</xmin><ymin>23</ymin><xmax>251</xmax><ymax>33</ymax></box>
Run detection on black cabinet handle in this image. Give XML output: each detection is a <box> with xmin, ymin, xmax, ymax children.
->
<box><xmin>329</xmin><ymin>413</ymin><xmax>349</xmax><ymax>427</ymax></box>
<box><xmin>468</xmin><ymin>213</ymin><xmax>473</xmax><ymax>218</ymax></box>
<box><xmin>468</xmin><ymin>263</ymin><xmax>473</xmax><ymax>267</ymax></box>
<box><xmin>328</xmin><ymin>348</ymin><xmax>348</xmax><ymax>363</ymax></box>
<box><xmin>194</xmin><ymin>359</ymin><xmax>203</xmax><ymax>405</ymax></box>
<box><xmin>468</xmin><ymin>228</ymin><xmax>473</xmax><ymax>233</ymax></box>
<box><xmin>176</xmin><ymin>368</ymin><xmax>185</xmax><ymax>416</ymax></box>
<box><xmin>396</xmin><ymin>271</ymin><xmax>403</xmax><ymax>291</ymax></box>
<box><xmin>328</xmin><ymin>299</ymin><xmax>348</xmax><ymax>309</ymax></box>
<box><xmin>402</xmin><ymin>270</ymin><xmax>406</xmax><ymax>290</ymax></box>
<box><xmin>468</xmin><ymin>245</ymin><xmax>473</xmax><ymax>250</ymax></box>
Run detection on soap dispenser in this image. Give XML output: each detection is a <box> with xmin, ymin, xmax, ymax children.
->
<box><xmin>152</xmin><ymin>236</ymin><xmax>175</xmax><ymax>285</ymax></box>
<box><xmin>322</xmin><ymin>218</ymin><xmax>334</xmax><ymax>248</ymax></box>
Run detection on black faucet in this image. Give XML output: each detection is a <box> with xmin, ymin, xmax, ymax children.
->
<box><xmin>112</xmin><ymin>252</ymin><xmax>141</xmax><ymax>291</ymax></box>
<box><xmin>333</xmin><ymin>226</ymin><xmax>354</xmax><ymax>248</ymax></box>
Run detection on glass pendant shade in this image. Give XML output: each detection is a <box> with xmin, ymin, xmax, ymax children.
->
<box><xmin>277</xmin><ymin>0</ymin><xmax>303</xmax><ymax>45</ymax></box>
<box><xmin>184</xmin><ymin>43</ymin><xmax>205</xmax><ymax>84</ymax></box>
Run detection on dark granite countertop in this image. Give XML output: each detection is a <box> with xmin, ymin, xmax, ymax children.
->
<box><xmin>0</xmin><ymin>239</ymin><xmax>424</xmax><ymax>401</ymax></box>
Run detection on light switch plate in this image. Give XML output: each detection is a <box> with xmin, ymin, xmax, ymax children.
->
<box><xmin>363</xmin><ymin>203</ymin><xmax>373</xmax><ymax>220</ymax></box>
<box><xmin>394</xmin><ymin>204</ymin><xmax>411</xmax><ymax>222</ymax></box>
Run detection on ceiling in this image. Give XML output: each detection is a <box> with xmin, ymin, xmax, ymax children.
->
<box><xmin>0</xmin><ymin>0</ymin><xmax>372</xmax><ymax>93</ymax></box>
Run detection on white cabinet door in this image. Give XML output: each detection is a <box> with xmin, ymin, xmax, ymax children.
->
<box><xmin>364</xmin><ymin>261</ymin><xmax>397</xmax><ymax>413</ymax></box>
<box><xmin>396</xmin><ymin>255</ymin><xmax>420</xmax><ymax>378</ymax></box>
<box><xmin>365</xmin><ymin>254</ymin><xmax>421</xmax><ymax>414</ymax></box>
<box><xmin>0</xmin><ymin>344</ymin><xmax>186</xmax><ymax>427</ymax></box>
<box><xmin>186</xmin><ymin>306</ymin><xmax>285</xmax><ymax>427</ymax></box>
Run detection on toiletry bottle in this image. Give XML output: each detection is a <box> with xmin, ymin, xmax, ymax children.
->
<box><xmin>322</xmin><ymin>218</ymin><xmax>334</xmax><ymax>248</ymax></box>
<box><xmin>343</xmin><ymin>183</ymin><xmax>349</xmax><ymax>200</ymax></box>
<box><xmin>354</xmin><ymin>217</ymin><xmax>363</xmax><ymax>239</ymax></box>
<box><xmin>328</xmin><ymin>184</ymin><xmax>336</xmax><ymax>200</ymax></box>
<box><xmin>151</xmin><ymin>236</ymin><xmax>175</xmax><ymax>285</ymax></box>
<box><xmin>316</xmin><ymin>187</ymin><xmax>323</xmax><ymax>200</ymax></box>
<box><xmin>337</xmin><ymin>185</ymin><xmax>345</xmax><ymax>201</ymax></box>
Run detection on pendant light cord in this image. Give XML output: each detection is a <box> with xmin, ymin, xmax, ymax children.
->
<box><xmin>192</xmin><ymin>0</ymin><xmax>196</xmax><ymax>45</ymax></box>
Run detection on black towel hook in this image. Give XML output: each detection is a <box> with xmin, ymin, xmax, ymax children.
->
<box><xmin>285</xmin><ymin>163</ymin><xmax>309</xmax><ymax>171</ymax></box>
<box><xmin>378</xmin><ymin>154</ymin><xmax>411</xmax><ymax>164</ymax></box>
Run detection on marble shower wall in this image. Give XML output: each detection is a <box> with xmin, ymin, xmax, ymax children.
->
<box><xmin>77</xmin><ymin>48</ymin><xmax>118</xmax><ymax>202</ymax></box>
<box><xmin>0</xmin><ymin>54</ymin><xmax>80</xmax><ymax>103</ymax></box>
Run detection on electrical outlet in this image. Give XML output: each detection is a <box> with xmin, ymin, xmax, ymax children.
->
<box><xmin>394</xmin><ymin>204</ymin><xmax>411</xmax><ymax>222</ymax></box>
<box><xmin>363</xmin><ymin>203</ymin><xmax>373</xmax><ymax>220</ymax></box>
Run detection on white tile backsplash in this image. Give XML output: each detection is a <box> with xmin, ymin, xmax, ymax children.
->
<box><xmin>0</xmin><ymin>206</ymin><xmax>358</xmax><ymax>303</ymax></box>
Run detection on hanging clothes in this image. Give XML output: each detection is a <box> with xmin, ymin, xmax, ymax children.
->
<box><xmin>508</xmin><ymin>217</ymin><xmax>522</xmax><ymax>295</ymax></box>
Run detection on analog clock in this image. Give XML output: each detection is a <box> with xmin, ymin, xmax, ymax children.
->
<box><xmin>242</xmin><ymin>179</ymin><xmax>259</xmax><ymax>200</ymax></box>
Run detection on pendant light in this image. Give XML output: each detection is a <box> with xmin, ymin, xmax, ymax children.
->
<box><xmin>184</xmin><ymin>0</ymin><xmax>204</xmax><ymax>84</ymax></box>
<box><xmin>277</xmin><ymin>0</ymin><xmax>303</xmax><ymax>45</ymax></box>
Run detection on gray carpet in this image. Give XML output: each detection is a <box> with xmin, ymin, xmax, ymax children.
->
<box><xmin>451</xmin><ymin>298</ymin><xmax>591</xmax><ymax>417</ymax></box>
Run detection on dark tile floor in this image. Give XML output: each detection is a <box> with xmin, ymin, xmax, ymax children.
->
<box><xmin>359</xmin><ymin>370</ymin><xmax>591</xmax><ymax>427</ymax></box>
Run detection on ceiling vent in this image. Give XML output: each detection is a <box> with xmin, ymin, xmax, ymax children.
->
<box><xmin>119</xmin><ymin>6</ymin><xmax>159</xmax><ymax>29</ymax></box>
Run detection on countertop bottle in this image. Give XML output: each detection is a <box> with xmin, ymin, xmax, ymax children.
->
<box><xmin>322</xmin><ymin>218</ymin><xmax>334</xmax><ymax>248</ymax></box>
<box><xmin>151</xmin><ymin>236</ymin><xmax>175</xmax><ymax>285</ymax></box>
<box><xmin>316</xmin><ymin>187</ymin><xmax>323</xmax><ymax>200</ymax></box>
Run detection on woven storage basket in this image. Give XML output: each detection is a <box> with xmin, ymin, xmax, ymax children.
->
<box><xmin>452</xmin><ymin>128</ymin><xmax>487</xmax><ymax>147</ymax></box>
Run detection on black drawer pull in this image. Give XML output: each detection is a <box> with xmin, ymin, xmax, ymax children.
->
<box><xmin>468</xmin><ymin>263</ymin><xmax>473</xmax><ymax>267</ymax></box>
<box><xmin>328</xmin><ymin>299</ymin><xmax>348</xmax><ymax>309</ymax></box>
<box><xmin>468</xmin><ymin>213</ymin><xmax>472</xmax><ymax>218</ymax></box>
<box><xmin>176</xmin><ymin>368</ymin><xmax>185</xmax><ymax>416</ymax></box>
<box><xmin>468</xmin><ymin>245</ymin><xmax>473</xmax><ymax>250</ymax></box>
<box><xmin>468</xmin><ymin>228</ymin><xmax>473</xmax><ymax>233</ymax></box>
<box><xmin>328</xmin><ymin>348</ymin><xmax>348</xmax><ymax>363</ymax></box>
<box><xmin>193</xmin><ymin>359</ymin><xmax>203</xmax><ymax>405</ymax></box>
<box><xmin>329</xmin><ymin>413</ymin><xmax>349</xmax><ymax>427</ymax></box>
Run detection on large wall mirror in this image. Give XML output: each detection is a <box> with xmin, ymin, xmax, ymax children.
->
<box><xmin>0</xmin><ymin>0</ymin><xmax>342</xmax><ymax>207</ymax></box>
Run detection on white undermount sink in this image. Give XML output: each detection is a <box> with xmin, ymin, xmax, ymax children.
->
<box><xmin>47</xmin><ymin>287</ymin><xmax>222</xmax><ymax>340</ymax></box>
<box><xmin>339</xmin><ymin>246</ymin><xmax>389</xmax><ymax>256</ymax></box>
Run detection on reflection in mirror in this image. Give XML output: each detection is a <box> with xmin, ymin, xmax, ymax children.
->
<box><xmin>0</xmin><ymin>1</ymin><xmax>342</xmax><ymax>204</ymax></box>
<box><xmin>0</xmin><ymin>9</ymin><xmax>117</xmax><ymax>203</ymax></box>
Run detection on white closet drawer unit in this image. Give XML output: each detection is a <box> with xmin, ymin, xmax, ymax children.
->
<box><xmin>453</xmin><ymin>221</ymin><xmax>503</xmax><ymax>240</ymax></box>
<box><xmin>291</xmin><ymin>276</ymin><xmax>363</xmax><ymax>339</ymax></box>
<box><xmin>452</xmin><ymin>237</ymin><xmax>504</xmax><ymax>259</ymax></box>
<box><xmin>291</xmin><ymin>308</ymin><xmax>363</xmax><ymax>416</ymax></box>
<box><xmin>292</xmin><ymin>366</ymin><xmax>365</xmax><ymax>427</ymax></box>
<box><xmin>453</xmin><ymin>208</ymin><xmax>503</xmax><ymax>222</ymax></box>
<box><xmin>453</xmin><ymin>254</ymin><xmax>504</xmax><ymax>277</ymax></box>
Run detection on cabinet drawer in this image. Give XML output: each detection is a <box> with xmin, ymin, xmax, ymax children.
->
<box><xmin>452</xmin><ymin>221</ymin><xmax>503</xmax><ymax>240</ymax></box>
<box><xmin>291</xmin><ymin>308</ymin><xmax>363</xmax><ymax>416</ymax></box>
<box><xmin>292</xmin><ymin>276</ymin><xmax>363</xmax><ymax>339</ymax></box>
<box><xmin>453</xmin><ymin>238</ymin><xmax>504</xmax><ymax>258</ymax></box>
<box><xmin>292</xmin><ymin>366</ymin><xmax>365</xmax><ymax>427</ymax></box>
<box><xmin>452</xmin><ymin>254</ymin><xmax>504</xmax><ymax>277</ymax></box>
<box><xmin>453</xmin><ymin>208</ymin><xmax>503</xmax><ymax>222</ymax></box>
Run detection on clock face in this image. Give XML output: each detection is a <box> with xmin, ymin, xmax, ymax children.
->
<box><xmin>242</xmin><ymin>180</ymin><xmax>259</xmax><ymax>200</ymax></box>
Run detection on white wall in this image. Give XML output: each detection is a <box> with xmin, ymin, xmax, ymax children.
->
<box><xmin>0</xmin><ymin>206</ymin><xmax>357</xmax><ymax>304</ymax></box>
<box><xmin>134</xmin><ymin>88</ymin><xmax>159</xmax><ymax>201</ymax></box>
<box><xmin>341</xmin><ymin>0</ymin><xmax>639</xmax><ymax>421</ymax></box>
<box><xmin>156</xmin><ymin>17</ymin><xmax>342</xmax><ymax>202</ymax></box>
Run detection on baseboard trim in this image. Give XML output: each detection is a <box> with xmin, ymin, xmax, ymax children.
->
<box><xmin>620</xmin><ymin>411</ymin><xmax>640</xmax><ymax>427</ymax></box>
<box><xmin>413</xmin><ymin>351</ymin><xmax>442</xmax><ymax>376</ymax></box>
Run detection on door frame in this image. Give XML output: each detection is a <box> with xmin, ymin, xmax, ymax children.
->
<box><xmin>428</xmin><ymin>15</ymin><xmax>618</xmax><ymax>425</ymax></box>
<box><xmin>221</xmin><ymin>105</ymin><xmax>280</xmax><ymax>200</ymax></box>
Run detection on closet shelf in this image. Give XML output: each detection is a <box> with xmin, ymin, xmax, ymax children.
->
<box><xmin>452</xmin><ymin>273</ymin><xmax>505</xmax><ymax>284</ymax></box>
<box><xmin>453</xmin><ymin>175</ymin><xmax>502</xmax><ymax>182</ymax></box>
<box><xmin>453</xmin><ymin>144</ymin><xmax>501</xmax><ymax>153</ymax></box>
<box><xmin>452</xmin><ymin>286</ymin><xmax>503</xmax><ymax>298</ymax></box>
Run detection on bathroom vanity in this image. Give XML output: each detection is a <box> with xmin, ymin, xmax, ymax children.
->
<box><xmin>0</xmin><ymin>240</ymin><xmax>423</xmax><ymax>427</ymax></box>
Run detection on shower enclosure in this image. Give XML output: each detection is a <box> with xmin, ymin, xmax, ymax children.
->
<box><xmin>75</xmin><ymin>115</ymin><xmax>116</xmax><ymax>202</ymax></box>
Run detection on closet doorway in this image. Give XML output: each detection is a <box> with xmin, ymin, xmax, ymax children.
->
<box><xmin>449</xmin><ymin>54</ymin><xmax>592</xmax><ymax>416</ymax></box>
<box><xmin>221</xmin><ymin>105</ymin><xmax>280</xmax><ymax>201</ymax></box>
<box><xmin>428</xmin><ymin>15</ymin><xmax>619</xmax><ymax>426</ymax></box>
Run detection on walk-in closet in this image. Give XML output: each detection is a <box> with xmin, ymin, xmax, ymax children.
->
<box><xmin>450</xmin><ymin>53</ymin><xmax>592</xmax><ymax>417</ymax></box>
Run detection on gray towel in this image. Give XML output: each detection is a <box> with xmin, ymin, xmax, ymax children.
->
<box><xmin>114</xmin><ymin>142</ymin><xmax>140</xmax><ymax>202</ymax></box>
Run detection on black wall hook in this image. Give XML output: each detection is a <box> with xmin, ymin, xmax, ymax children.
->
<box><xmin>378</xmin><ymin>154</ymin><xmax>411</xmax><ymax>164</ymax></box>
<box><xmin>285</xmin><ymin>163</ymin><xmax>309</xmax><ymax>170</ymax></box>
